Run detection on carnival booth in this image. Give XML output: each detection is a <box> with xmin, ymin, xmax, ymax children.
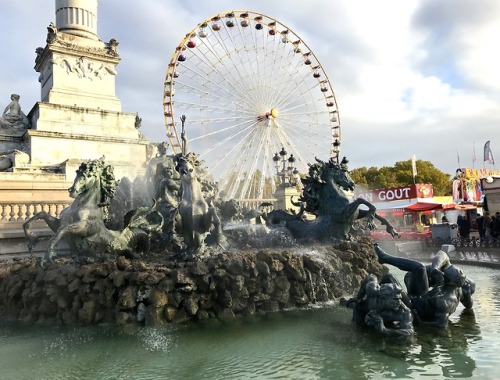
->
<box><xmin>355</xmin><ymin>184</ymin><xmax>454</xmax><ymax>241</ymax></box>
<box><xmin>454</xmin><ymin>168</ymin><xmax>500</xmax><ymax>213</ymax></box>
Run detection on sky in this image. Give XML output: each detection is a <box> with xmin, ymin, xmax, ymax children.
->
<box><xmin>1</xmin><ymin>0</ymin><xmax>499</xmax><ymax>176</ymax></box>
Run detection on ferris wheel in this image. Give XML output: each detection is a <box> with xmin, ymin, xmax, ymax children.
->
<box><xmin>163</xmin><ymin>11</ymin><xmax>341</xmax><ymax>201</ymax></box>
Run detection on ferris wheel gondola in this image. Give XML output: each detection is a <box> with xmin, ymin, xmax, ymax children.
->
<box><xmin>163</xmin><ymin>11</ymin><xmax>341</xmax><ymax>201</ymax></box>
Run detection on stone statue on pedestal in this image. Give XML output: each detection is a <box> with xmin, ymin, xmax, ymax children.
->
<box><xmin>0</xmin><ymin>94</ymin><xmax>30</xmax><ymax>131</ymax></box>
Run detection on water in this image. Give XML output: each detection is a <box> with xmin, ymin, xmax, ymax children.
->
<box><xmin>0</xmin><ymin>266</ymin><xmax>499</xmax><ymax>379</ymax></box>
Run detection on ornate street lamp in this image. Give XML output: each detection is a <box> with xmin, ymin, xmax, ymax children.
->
<box><xmin>273</xmin><ymin>148</ymin><xmax>298</xmax><ymax>187</ymax></box>
<box><xmin>332</xmin><ymin>139</ymin><xmax>341</xmax><ymax>163</ymax></box>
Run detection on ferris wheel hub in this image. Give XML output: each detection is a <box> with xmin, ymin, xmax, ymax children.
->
<box><xmin>257</xmin><ymin>108</ymin><xmax>279</xmax><ymax>122</ymax></box>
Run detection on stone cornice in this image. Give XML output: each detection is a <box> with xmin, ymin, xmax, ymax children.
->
<box><xmin>26</xmin><ymin>129</ymin><xmax>149</xmax><ymax>146</ymax></box>
<box><xmin>28</xmin><ymin>101</ymin><xmax>135</xmax><ymax>118</ymax></box>
<box><xmin>50</xmin><ymin>39</ymin><xmax>120</xmax><ymax>61</ymax></box>
<box><xmin>35</xmin><ymin>23</ymin><xmax>120</xmax><ymax>71</ymax></box>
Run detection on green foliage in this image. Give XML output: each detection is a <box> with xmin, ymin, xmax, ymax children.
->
<box><xmin>350</xmin><ymin>159</ymin><xmax>452</xmax><ymax>196</ymax></box>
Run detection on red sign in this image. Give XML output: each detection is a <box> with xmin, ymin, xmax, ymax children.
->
<box><xmin>355</xmin><ymin>184</ymin><xmax>433</xmax><ymax>203</ymax></box>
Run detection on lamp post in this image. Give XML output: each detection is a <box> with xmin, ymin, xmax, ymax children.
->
<box><xmin>273</xmin><ymin>147</ymin><xmax>297</xmax><ymax>187</ymax></box>
<box><xmin>272</xmin><ymin>148</ymin><xmax>301</xmax><ymax>211</ymax></box>
<box><xmin>332</xmin><ymin>139</ymin><xmax>341</xmax><ymax>163</ymax></box>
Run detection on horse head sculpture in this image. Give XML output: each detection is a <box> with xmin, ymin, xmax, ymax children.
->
<box><xmin>321</xmin><ymin>159</ymin><xmax>355</xmax><ymax>192</ymax></box>
<box><xmin>69</xmin><ymin>162</ymin><xmax>99</xmax><ymax>198</ymax></box>
<box><xmin>68</xmin><ymin>159</ymin><xmax>116</xmax><ymax>220</ymax></box>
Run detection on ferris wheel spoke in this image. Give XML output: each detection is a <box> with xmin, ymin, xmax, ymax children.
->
<box><xmin>209</xmin><ymin>128</ymin><xmax>256</xmax><ymax>176</ymax></box>
<box><xmin>198</xmin><ymin>30</ymin><xmax>260</xmax><ymax>107</ymax></box>
<box><xmin>198</xmin><ymin>121</ymin><xmax>258</xmax><ymax>159</ymax></box>
<box><xmin>174</xmin><ymin>113</ymin><xmax>251</xmax><ymax>125</ymax></box>
<box><xmin>255</xmin><ymin>40</ymin><xmax>293</xmax><ymax>105</ymax></box>
<box><xmin>222</xmin><ymin>20</ymin><xmax>263</xmax><ymax>88</ymax></box>
<box><xmin>275</xmin><ymin>117</ymin><xmax>329</xmax><ymax>153</ymax></box>
<box><xmin>176</xmin><ymin>56</ymin><xmax>257</xmax><ymax>112</ymax></box>
<box><xmin>272</xmin><ymin>119</ymin><xmax>318</xmax><ymax>165</ymax></box>
<box><xmin>174</xmin><ymin>99</ymin><xmax>255</xmax><ymax>118</ymax></box>
<box><xmin>277</xmin><ymin>120</ymin><xmax>324</xmax><ymax>140</ymax></box>
<box><xmin>239</xmin><ymin>125</ymin><xmax>270</xmax><ymax>199</ymax></box>
<box><xmin>273</xmin><ymin>77</ymin><xmax>321</xmax><ymax>113</ymax></box>
<box><xmin>256</xmin><ymin>126</ymin><xmax>274</xmax><ymax>199</ymax></box>
<box><xmin>174</xmin><ymin>59</ymin><xmax>241</xmax><ymax>101</ymax></box>
<box><xmin>278</xmin><ymin>94</ymin><xmax>324</xmax><ymax>115</ymax></box>
<box><xmin>242</xmin><ymin>128</ymin><xmax>272</xmax><ymax>200</ymax></box>
<box><xmin>182</xmin><ymin>54</ymin><xmax>253</xmax><ymax>111</ymax></box>
<box><xmin>279</xmin><ymin>119</ymin><xmax>328</xmax><ymax>137</ymax></box>
<box><xmin>224</xmin><ymin>128</ymin><xmax>263</xmax><ymax>199</ymax></box>
<box><xmin>190</xmin><ymin>119</ymin><xmax>255</xmax><ymax>142</ymax></box>
<box><xmin>267</xmin><ymin>55</ymin><xmax>314</xmax><ymax>105</ymax></box>
<box><xmin>267</xmin><ymin>66</ymin><xmax>303</xmax><ymax>107</ymax></box>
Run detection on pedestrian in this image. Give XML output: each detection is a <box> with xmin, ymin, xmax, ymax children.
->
<box><xmin>491</xmin><ymin>214</ymin><xmax>498</xmax><ymax>240</ymax></box>
<box><xmin>476</xmin><ymin>214</ymin><xmax>485</xmax><ymax>239</ymax></box>
<box><xmin>495</xmin><ymin>212</ymin><xmax>500</xmax><ymax>239</ymax></box>
<box><xmin>484</xmin><ymin>212</ymin><xmax>493</xmax><ymax>242</ymax></box>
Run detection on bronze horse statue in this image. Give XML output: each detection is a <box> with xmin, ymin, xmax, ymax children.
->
<box><xmin>23</xmin><ymin>158</ymin><xmax>163</xmax><ymax>265</ymax></box>
<box><xmin>175</xmin><ymin>153</ymin><xmax>226</xmax><ymax>254</ymax></box>
<box><xmin>266</xmin><ymin>157</ymin><xmax>399</xmax><ymax>241</ymax></box>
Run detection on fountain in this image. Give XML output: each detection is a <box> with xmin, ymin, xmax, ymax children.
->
<box><xmin>0</xmin><ymin>138</ymin><xmax>397</xmax><ymax>326</ymax></box>
<box><xmin>0</xmin><ymin>122</ymin><xmax>477</xmax><ymax>335</ymax></box>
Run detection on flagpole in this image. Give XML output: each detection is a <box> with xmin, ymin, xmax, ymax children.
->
<box><xmin>472</xmin><ymin>141</ymin><xmax>476</xmax><ymax>169</ymax></box>
<box><xmin>411</xmin><ymin>155</ymin><xmax>417</xmax><ymax>184</ymax></box>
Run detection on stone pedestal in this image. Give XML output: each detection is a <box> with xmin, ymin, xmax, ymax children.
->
<box><xmin>27</xmin><ymin>102</ymin><xmax>148</xmax><ymax>180</ymax></box>
<box><xmin>274</xmin><ymin>186</ymin><xmax>302</xmax><ymax>212</ymax></box>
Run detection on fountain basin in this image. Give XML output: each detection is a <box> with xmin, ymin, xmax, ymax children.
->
<box><xmin>0</xmin><ymin>238</ymin><xmax>383</xmax><ymax>326</ymax></box>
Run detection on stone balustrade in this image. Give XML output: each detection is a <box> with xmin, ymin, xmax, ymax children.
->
<box><xmin>0</xmin><ymin>201</ymin><xmax>71</xmax><ymax>223</ymax></box>
<box><xmin>0</xmin><ymin>199</ymin><xmax>276</xmax><ymax>224</ymax></box>
<box><xmin>234</xmin><ymin>198</ymin><xmax>277</xmax><ymax>209</ymax></box>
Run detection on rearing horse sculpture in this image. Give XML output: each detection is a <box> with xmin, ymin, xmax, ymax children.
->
<box><xmin>266</xmin><ymin>157</ymin><xmax>399</xmax><ymax>241</ymax></box>
<box><xmin>175</xmin><ymin>153</ymin><xmax>226</xmax><ymax>254</ymax></box>
<box><xmin>23</xmin><ymin>158</ymin><xmax>163</xmax><ymax>265</ymax></box>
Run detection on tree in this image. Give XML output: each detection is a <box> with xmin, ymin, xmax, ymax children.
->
<box><xmin>350</xmin><ymin>159</ymin><xmax>452</xmax><ymax>196</ymax></box>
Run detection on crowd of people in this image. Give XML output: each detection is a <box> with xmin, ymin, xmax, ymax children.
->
<box><xmin>442</xmin><ymin>211</ymin><xmax>500</xmax><ymax>243</ymax></box>
<box><xmin>475</xmin><ymin>211</ymin><xmax>500</xmax><ymax>242</ymax></box>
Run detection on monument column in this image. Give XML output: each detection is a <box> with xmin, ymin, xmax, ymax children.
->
<box><xmin>55</xmin><ymin>0</ymin><xmax>99</xmax><ymax>40</ymax></box>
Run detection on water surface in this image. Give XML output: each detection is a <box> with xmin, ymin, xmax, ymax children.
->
<box><xmin>0</xmin><ymin>265</ymin><xmax>498</xmax><ymax>379</ymax></box>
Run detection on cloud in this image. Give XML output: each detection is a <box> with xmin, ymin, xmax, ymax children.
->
<box><xmin>1</xmin><ymin>0</ymin><xmax>499</xmax><ymax>177</ymax></box>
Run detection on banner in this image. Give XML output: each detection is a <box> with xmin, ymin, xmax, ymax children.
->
<box><xmin>411</xmin><ymin>155</ymin><xmax>417</xmax><ymax>178</ymax></box>
<box><xmin>484</xmin><ymin>140</ymin><xmax>495</xmax><ymax>164</ymax></box>
<box><xmin>461</xmin><ymin>168</ymin><xmax>500</xmax><ymax>179</ymax></box>
<box><xmin>355</xmin><ymin>184</ymin><xmax>433</xmax><ymax>203</ymax></box>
